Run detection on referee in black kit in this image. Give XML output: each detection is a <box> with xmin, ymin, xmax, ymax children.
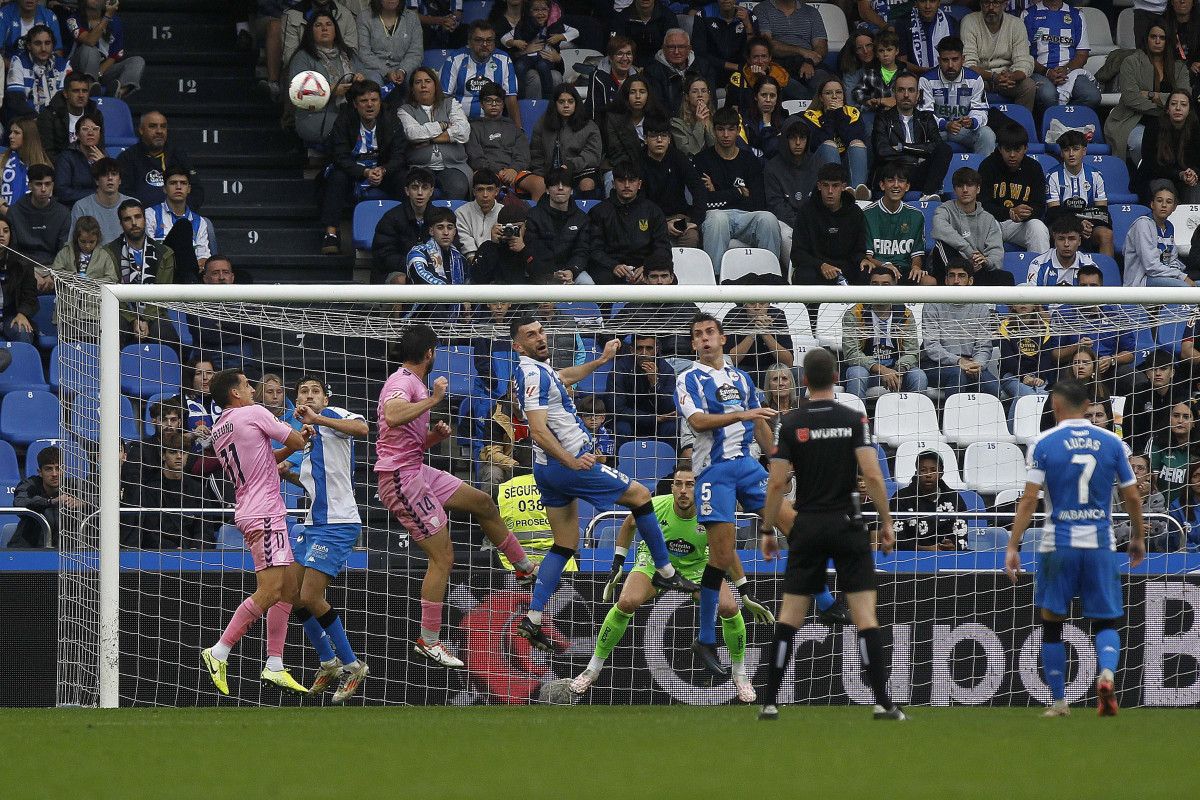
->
<box><xmin>758</xmin><ymin>348</ymin><xmax>906</xmax><ymax>721</ymax></box>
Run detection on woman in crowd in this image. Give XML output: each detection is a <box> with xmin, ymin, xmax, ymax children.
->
<box><xmin>398</xmin><ymin>66</ymin><xmax>472</xmax><ymax>200</ymax></box>
<box><xmin>0</xmin><ymin>115</ymin><xmax>51</xmax><ymax>214</ymax></box>
<box><xmin>1118</xmin><ymin>454</ymin><xmax>1171</xmax><ymax>552</ymax></box>
<box><xmin>1123</xmin><ymin>180</ymin><xmax>1195</xmax><ymax>287</ymax></box>
<box><xmin>1169</xmin><ymin>460</ymin><xmax>1200</xmax><ymax>551</ymax></box>
<box><xmin>670</xmin><ymin>73</ymin><xmax>715</xmax><ymax>156</ymax></box>
<box><xmin>1148</xmin><ymin>401</ymin><xmax>1197</xmax><ymax>507</ymax></box>
<box><xmin>802</xmin><ymin>76</ymin><xmax>870</xmax><ymax>200</ymax></box>
<box><xmin>1134</xmin><ymin>90</ymin><xmax>1200</xmax><ymax>203</ymax></box>
<box><xmin>529</xmin><ymin>83</ymin><xmax>602</xmax><ymax>195</ymax></box>
<box><xmin>603</xmin><ymin>73</ymin><xmax>664</xmax><ymax>173</ymax></box>
<box><xmin>54</xmin><ymin>113</ymin><xmax>106</xmax><ymax>206</ymax></box>
<box><xmin>286</xmin><ymin>12</ymin><xmax>367</xmax><ymax>144</ymax></box>
<box><xmin>356</xmin><ymin>0</ymin><xmax>423</xmax><ymax>104</ymax></box>
<box><xmin>1105</xmin><ymin>22</ymin><xmax>1191</xmax><ymax>168</ymax></box>
<box><xmin>1164</xmin><ymin>0</ymin><xmax>1200</xmax><ymax>76</ymax></box>
<box><xmin>738</xmin><ymin>74</ymin><xmax>785</xmax><ymax>162</ymax></box>
<box><xmin>586</xmin><ymin>35</ymin><xmax>636</xmax><ymax>123</ymax></box>
<box><xmin>1041</xmin><ymin>346</ymin><xmax>1109</xmax><ymax>430</ymax></box>
<box><xmin>0</xmin><ymin>214</ymin><xmax>37</xmax><ymax>346</ymax></box>
<box><xmin>729</xmin><ymin>36</ymin><xmax>798</xmax><ymax>107</ymax></box>
<box><xmin>752</xmin><ymin>362</ymin><xmax>799</xmax><ymax>462</ymax></box>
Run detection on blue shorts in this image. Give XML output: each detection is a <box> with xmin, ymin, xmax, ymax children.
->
<box><xmin>293</xmin><ymin>523</ymin><xmax>361</xmax><ymax>578</ymax></box>
<box><xmin>696</xmin><ymin>458</ymin><xmax>768</xmax><ymax>523</ymax></box>
<box><xmin>533</xmin><ymin>459</ymin><xmax>632</xmax><ymax>509</ymax></box>
<box><xmin>1033</xmin><ymin>548</ymin><xmax>1123</xmax><ymax>620</ymax></box>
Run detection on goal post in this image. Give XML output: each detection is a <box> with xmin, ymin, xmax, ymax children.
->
<box><xmin>59</xmin><ymin>277</ymin><xmax>1200</xmax><ymax>709</ymax></box>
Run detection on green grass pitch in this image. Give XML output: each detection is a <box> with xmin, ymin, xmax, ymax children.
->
<box><xmin>4</xmin><ymin>705</ymin><xmax>1198</xmax><ymax>799</ymax></box>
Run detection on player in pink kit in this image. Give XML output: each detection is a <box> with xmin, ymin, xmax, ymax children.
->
<box><xmin>377</xmin><ymin>323</ymin><xmax>539</xmax><ymax>668</ymax></box>
<box><xmin>200</xmin><ymin>369</ymin><xmax>313</xmax><ymax>696</ymax></box>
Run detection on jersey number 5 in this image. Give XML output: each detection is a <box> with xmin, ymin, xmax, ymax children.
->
<box><xmin>1071</xmin><ymin>453</ymin><xmax>1096</xmax><ymax>504</ymax></box>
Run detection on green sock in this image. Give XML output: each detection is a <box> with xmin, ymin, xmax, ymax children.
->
<box><xmin>720</xmin><ymin>612</ymin><xmax>746</xmax><ymax>663</ymax></box>
<box><xmin>594</xmin><ymin>606</ymin><xmax>634</xmax><ymax>661</ymax></box>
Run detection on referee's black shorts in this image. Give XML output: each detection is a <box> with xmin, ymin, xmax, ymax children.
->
<box><xmin>782</xmin><ymin>510</ymin><xmax>876</xmax><ymax>596</ymax></box>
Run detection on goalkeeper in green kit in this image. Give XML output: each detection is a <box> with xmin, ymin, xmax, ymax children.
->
<box><xmin>570</xmin><ymin>463</ymin><xmax>773</xmax><ymax>702</ymax></box>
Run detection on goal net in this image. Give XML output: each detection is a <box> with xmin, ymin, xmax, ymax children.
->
<box><xmin>53</xmin><ymin>276</ymin><xmax>1200</xmax><ymax>709</ymax></box>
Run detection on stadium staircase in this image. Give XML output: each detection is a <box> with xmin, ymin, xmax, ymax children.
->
<box><xmin>121</xmin><ymin>0</ymin><xmax>358</xmax><ymax>284</ymax></box>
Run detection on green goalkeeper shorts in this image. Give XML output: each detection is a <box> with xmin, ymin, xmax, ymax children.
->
<box><xmin>631</xmin><ymin>545</ymin><xmax>705</xmax><ymax>589</ymax></box>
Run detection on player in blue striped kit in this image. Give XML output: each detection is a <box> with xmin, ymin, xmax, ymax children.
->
<box><xmin>674</xmin><ymin>312</ymin><xmax>779</xmax><ymax>677</ymax></box>
<box><xmin>508</xmin><ymin>316</ymin><xmax>699</xmax><ymax>652</ymax></box>
<box><xmin>285</xmin><ymin>376</ymin><xmax>372</xmax><ymax>702</ymax></box>
<box><xmin>1006</xmin><ymin>379</ymin><xmax>1146</xmax><ymax>717</ymax></box>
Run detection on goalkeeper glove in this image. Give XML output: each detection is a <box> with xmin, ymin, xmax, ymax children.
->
<box><xmin>603</xmin><ymin>548</ymin><xmax>627</xmax><ymax>602</ymax></box>
<box><xmin>736</xmin><ymin>578</ymin><xmax>775</xmax><ymax>624</ymax></box>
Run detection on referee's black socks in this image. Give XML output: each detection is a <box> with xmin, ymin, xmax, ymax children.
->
<box><xmin>762</xmin><ymin>622</ymin><xmax>797</xmax><ymax>707</ymax></box>
<box><xmin>858</xmin><ymin>627</ymin><xmax>894</xmax><ymax>710</ymax></box>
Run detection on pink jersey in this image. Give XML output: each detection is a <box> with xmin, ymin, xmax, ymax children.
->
<box><xmin>211</xmin><ymin>404</ymin><xmax>297</xmax><ymax>523</ymax></box>
<box><xmin>375</xmin><ymin>367</ymin><xmax>431</xmax><ymax>473</ymax></box>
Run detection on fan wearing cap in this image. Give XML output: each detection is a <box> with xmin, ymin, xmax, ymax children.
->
<box><xmin>1125</xmin><ymin>349</ymin><xmax>1188</xmax><ymax>455</ymax></box>
<box><xmin>889</xmin><ymin>449</ymin><xmax>969</xmax><ymax>551</ymax></box>
<box><xmin>472</xmin><ymin>202</ymin><xmax>537</xmax><ymax>283</ymax></box>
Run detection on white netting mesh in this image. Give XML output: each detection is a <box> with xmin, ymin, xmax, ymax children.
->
<box><xmin>53</xmin><ymin>275</ymin><xmax>1200</xmax><ymax>708</ymax></box>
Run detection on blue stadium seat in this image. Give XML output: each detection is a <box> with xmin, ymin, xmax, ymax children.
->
<box><xmin>912</xmin><ymin>200</ymin><xmax>939</xmax><ymax>242</ymax></box>
<box><xmin>430</xmin><ymin>345</ymin><xmax>477</xmax><ymax>399</ymax></box>
<box><xmin>555</xmin><ymin>301</ymin><xmax>602</xmax><ymax>324</ymax></box>
<box><xmin>167</xmin><ymin>309</ymin><xmax>193</xmax><ymax>352</ymax></box>
<box><xmin>1092</xmin><ymin>253</ymin><xmax>1122</xmax><ymax>287</ymax></box>
<box><xmin>0</xmin><ymin>484</ymin><xmax>19</xmax><ymax>534</ymax></box>
<box><xmin>518</xmin><ymin>99</ymin><xmax>548</xmax><ymax>140</ymax></box>
<box><xmin>283</xmin><ymin>479</ymin><xmax>304</xmax><ymax>510</ymax></box>
<box><xmin>1155</xmin><ymin>308</ymin><xmax>1191</xmax><ymax>356</ymax></box>
<box><xmin>0</xmin><ymin>342</ymin><xmax>49</xmax><ymax>394</ymax></box>
<box><xmin>422</xmin><ymin>48</ymin><xmax>459</xmax><ymax>70</ymax></box>
<box><xmin>1109</xmin><ymin>203</ymin><xmax>1151</xmax><ymax>251</ymax></box>
<box><xmin>0</xmin><ymin>440</ymin><xmax>19</xmax><ymax>486</ymax></box>
<box><xmin>992</xmin><ymin>104</ymin><xmax>1044</xmax><ymax>154</ymax></box>
<box><xmin>25</xmin><ymin>438</ymin><xmax>89</xmax><ymax>480</ymax></box>
<box><xmin>462</xmin><ymin>0</ymin><xmax>489</xmax><ymax>24</ymax></box>
<box><xmin>1042</xmin><ymin>105</ymin><xmax>1110</xmax><ymax>155</ymax></box>
<box><xmin>618</xmin><ymin>440</ymin><xmax>677</xmax><ymax>490</ymax></box>
<box><xmin>1084</xmin><ymin>154</ymin><xmax>1136</xmax><ymax>203</ymax></box>
<box><xmin>352</xmin><ymin>199</ymin><xmax>400</xmax><ymax>249</ymax></box>
<box><xmin>575</xmin><ymin>199</ymin><xmax>599</xmax><ymax>213</ymax></box>
<box><xmin>1003</xmin><ymin>251</ymin><xmax>1037</xmax><ymax>284</ymax></box>
<box><xmin>944</xmin><ymin>3</ymin><xmax>970</xmax><ymax>23</ymax></box>
<box><xmin>943</xmin><ymin>153</ymin><xmax>983</xmax><ymax>194</ymax></box>
<box><xmin>0</xmin><ymin>391</ymin><xmax>60</xmax><ymax>445</ymax></box>
<box><xmin>431</xmin><ymin>199</ymin><xmax>468</xmax><ymax>212</ymax></box>
<box><xmin>215</xmin><ymin>524</ymin><xmax>244</xmax><ymax>549</ymax></box>
<box><xmin>71</xmin><ymin>393</ymin><xmax>139</xmax><ymax>443</ymax></box>
<box><xmin>959</xmin><ymin>489</ymin><xmax>987</xmax><ymax>529</ymax></box>
<box><xmin>32</xmin><ymin>295</ymin><xmax>56</xmax><ymax>349</ymax></box>
<box><xmin>589</xmin><ymin>514</ymin><xmax>624</xmax><ymax>548</ymax></box>
<box><xmin>50</xmin><ymin>342</ymin><xmax>100</xmax><ymax>395</ymax></box>
<box><xmin>577</xmin><ymin>499</ymin><xmax>597</xmax><ymax>536</ymax></box>
<box><xmin>94</xmin><ymin>96</ymin><xmax>137</xmax><ymax>148</ymax></box>
<box><xmin>119</xmin><ymin>343</ymin><xmax>183</xmax><ymax>399</ymax></box>
<box><xmin>968</xmin><ymin>527</ymin><xmax>1008</xmax><ymax>551</ymax></box>
<box><xmin>0</xmin><ymin>521</ymin><xmax>17</xmax><ymax>548</ymax></box>
<box><xmin>1032</xmin><ymin>153</ymin><xmax>1059</xmax><ymax>175</ymax></box>
<box><xmin>575</xmin><ymin>348</ymin><xmax>611</xmax><ymax>395</ymax></box>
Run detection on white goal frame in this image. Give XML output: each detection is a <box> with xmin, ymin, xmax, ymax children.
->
<box><xmin>91</xmin><ymin>282</ymin><xmax>1200</xmax><ymax>708</ymax></box>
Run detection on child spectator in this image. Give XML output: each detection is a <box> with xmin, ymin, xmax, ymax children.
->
<box><xmin>467</xmin><ymin>81</ymin><xmax>545</xmax><ymax>201</ymax></box>
<box><xmin>12</xmin><ymin>446</ymin><xmax>80</xmax><ymax>548</ymax></box>
<box><xmin>503</xmin><ymin>0</ymin><xmax>576</xmax><ymax>100</ymax></box>
<box><xmin>790</xmin><ymin>162</ymin><xmax>868</xmax><ymax>286</ymax></box>
<box><xmin>862</xmin><ymin>162</ymin><xmax>932</xmax><ymax>285</ymax></box>
<box><xmin>979</xmin><ymin>121</ymin><xmax>1050</xmax><ymax>253</ymax></box>
<box><xmin>51</xmin><ymin>214</ymin><xmax>101</xmax><ymax>279</ymax></box>
<box><xmin>670</xmin><ymin>73</ymin><xmax>716</xmax><ymax>157</ymax></box>
<box><xmin>845</xmin><ymin>29</ymin><xmax>902</xmax><ymax>111</ymax></box>
<box><xmin>524</xmin><ymin>166</ymin><xmax>593</xmax><ymax>284</ymax></box>
<box><xmin>68</xmin><ymin>0</ymin><xmax>146</xmax><ymax>99</ymax></box>
<box><xmin>371</xmin><ymin>167</ymin><xmax>437</xmax><ymax>283</ymax></box>
<box><xmin>575</xmin><ymin>394</ymin><xmax>614</xmax><ymax>464</ymax></box>
<box><xmin>930</xmin><ymin>167</ymin><xmax>1007</xmax><ymax>284</ymax></box>
<box><xmin>1045</xmin><ymin>129</ymin><xmax>1114</xmax><ymax>257</ymax></box>
<box><xmin>529</xmin><ymin>83</ymin><xmax>601</xmax><ymax>196</ymax></box>
<box><xmin>1027</xmin><ymin>215</ymin><xmax>1097</xmax><ymax>286</ymax></box>
<box><xmin>737</xmin><ymin>74</ymin><xmax>785</xmax><ymax>162</ymax></box>
<box><xmin>454</xmin><ymin>168</ymin><xmax>503</xmax><ymax>261</ymax></box>
<box><xmin>1123</xmin><ymin>180</ymin><xmax>1196</xmax><ymax>287</ymax></box>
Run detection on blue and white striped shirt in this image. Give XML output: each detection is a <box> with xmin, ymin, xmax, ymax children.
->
<box><xmin>675</xmin><ymin>360</ymin><xmax>760</xmax><ymax>473</ymax></box>
<box><xmin>299</xmin><ymin>406</ymin><xmax>364</xmax><ymax>526</ymax></box>
<box><xmin>441</xmin><ymin>50</ymin><xmax>518</xmax><ymax>118</ymax></box>
<box><xmin>1023</xmin><ymin>2</ymin><xmax>1090</xmax><ymax>69</ymax></box>
<box><xmin>515</xmin><ymin>355</ymin><xmax>592</xmax><ymax>466</ymax></box>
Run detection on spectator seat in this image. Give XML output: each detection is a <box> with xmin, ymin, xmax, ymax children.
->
<box><xmin>720</xmin><ymin>247</ymin><xmax>781</xmax><ymax>282</ymax></box>
<box><xmin>518</xmin><ymin>99</ymin><xmax>549</xmax><ymax>140</ymax></box>
<box><xmin>672</xmin><ymin>247</ymin><xmax>716</xmax><ymax>285</ymax></box>
<box><xmin>893</xmin><ymin>440</ymin><xmax>963</xmax><ymax>489</ymax></box>
<box><xmin>1085</xmin><ymin>154</ymin><xmax>1136</xmax><ymax>203</ymax></box>
<box><xmin>1108</xmin><ymin>203</ymin><xmax>1151</xmax><ymax>251</ymax></box>
<box><xmin>430</xmin><ymin>345</ymin><xmax>477</xmax><ymax>399</ymax></box>
<box><xmin>1003</xmin><ymin>251</ymin><xmax>1037</xmax><ymax>285</ymax></box>
<box><xmin>25</xmin><ymin>437</ymin><xmax>88</xmax><ymax>480</ymax></box>
<box><xmin>875</xmin><ymin>392</ymin><xmax>945</xmax><ymax>448</ymax></box>
<box><xmin>0</xmin><ymin>391</ymin><xmax>60</xmax><ymax>445</ymax></box>
<box><xmin>1010</xmin><ymin>393</ymin><xmax>1049</xmax><ymax>444</ymax></box>
<box><xmin>352</xmin><ymin>199</ymin><xmax>400</xmax><ymax>249</ymax></box>
<box><xmin>0</xmin><ymin>341</ymin><xmax>49</xmax><ymax>394</ymax></box>
<box><xmin>119</xmin><ymin>343</ymin><xmax>183</xmax><ymax>399</ymax></box>
<box><xmin>1168</xmin><ymin>204</ymin><xmax>1200</xmax><ymax>257</ymax></box>
<box><xmin>1082</xmin><ymin>7</ymin><xmax>1117</xmax><ymax>56</ymax></box>
<box><xmin>815</xmin><ymin>302</ymin><xmax>851</xmax><ymax>352</ymax></box>
<box><xmin>943</xmin><ymin>393</ymin><xmax>1016</xmax><ymax>445</ymax></box>
<box><xmin>963</xmin><ymin>441</ymin><xmax>1027</xmax><ymax>493</ymax></box>
<box><xmin>1043</xmin><ymin>105</ymin><xmax>1110</xmax><ymax>155</ymax></box>
<box><xmin>32</xmin><ymin>295</ymin><xmax>56</xmax><ymax>349</ymax></box>
<box><xmin>0</xmin><ymin>440</ymin><xmax>19</xmax><ymax>486</ymax></box>
<box><xmin>94</xmin><ymin>97</ymin><xmax>137</xmax><ymax>148</ymax></box>
<box><xmin>618</xmin><ymin>439</ymin><xmax>677</xmax><ymax>490</ymax></box>
<box><xmin>943</xmin><ymin>153</ymin><xmax>984</xmax><ymax>194</ymax></box>
<box><xmin>992</xmin><ymin>104</ymin><xmax>1044</xmax><ymax>154</ymax></box>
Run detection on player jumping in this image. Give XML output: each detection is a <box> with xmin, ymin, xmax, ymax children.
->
<box><xmin>1006</xmin><ymin>378</ymin><xmax>1145</xmax><ymax>717</ymax></box>
<box><xmin>200</xmin><ymin>369</ymin><xmax>312</xmax><ymax>696</ymax></box>
<box><xmin>570</xmin><ymin>463</ymin><xmax>775</xmax><ymax>701</ymax></box>
<box><xmin>283</xmin><ymin>375</ymin><xmax>371</xmax><ymax>702</ymax></box>
<box><xmin>759</xmin><ymin>349</ymin><xmax>905</xmax><ymax>721</ymax></box>
<box><xmin>509</xmin><ymin>316</ymin><xmax>700</xmax><ymax>652</ymax></box>
<box><xmin>674</xmin><ymin>312</ymin><xmax>777</xmax><ymax>677</ymax></box>
<box><xmin>377</xmin><ymin>323</ymin><xmax>540</xmax><ymax>669</ymax></box>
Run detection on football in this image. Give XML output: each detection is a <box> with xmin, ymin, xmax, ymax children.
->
<box><xmin>537</xmin><ymin>679</ymin><xmax>576</xmax><ymax>706</ymax></box>
<box><xmin>289</xmin><ymin>70</ymin><xmax>331</xmax><ymax>110</ymax></box>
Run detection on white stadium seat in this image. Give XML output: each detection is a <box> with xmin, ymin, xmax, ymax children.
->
<box><xmin>1116</xmin><ymin>8</ymin><xmax>1135</xmax><ymax>50</ymax></box>
<box><xmin>1168</xmin><ymin>205</ymin><xmax>1200</xmax><ymax>258</ymax></box>
<box><xmin>816</xmin><ymin>2</ymin><xmax>849</xmax><ymax>53</ymax></box>
<box><xmin>720</xmin><ymin>247</ymin><xmax>781</xmax><ymax>283</ymax></box>
<box><xmin>815</xmin><ymin>302</ymin><xmax>850</xmax><ymax>351</ymax></box>
<box><xmin>672</xmin><ymin>247</ymin><xmax>716</xmax><ymax>285</ymax></box>
<box><xmin>874</xmin><ymin>392</ymin><xmax>944</xmax><ymax>448</ymax></box>
<box><xmin>964</xmin><ymin>441</ymin><xmax>1028</xmax><ymax>494</ymax></box>
<box><xmin>942</xmin><ymin>393</ymin><xmax>1016</xmax><ymax>446</ymax></box>
<box><xmin>781</xmin><ymin>99</ymin><xmax>810</xmax><ymax>116</ymax></box>
<box><xmin>893</xmin><ymin>440</ymin><xmax>963</xmax><ymax>490</ymax></box>
<box><xmin>993</xmin><ymin>488</ymin><xmax>1042</xmax><ymax>507</ymax></box>
<box><xmin>781</xmin><ymin>303</ymin><xmax>819</xmax><ymax>360</ymax></box>
<box><xmin>1082</xmin><ymin>7</ymin><xmax>1116</xmax><ymax>56</ymax></box>
<box><xmin>833</xmin><ymin>392</ymin><xmax>867</xmax><ymax>418</ymax></box>
<box><xmin>1010</xmin><ymin>393</ymin><xmax>1048</xmax><ymax>444</ymax></box>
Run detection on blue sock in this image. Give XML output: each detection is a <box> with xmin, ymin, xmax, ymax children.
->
<box><xmin>320</xmin><ymin>612</ymin><xmax>358</xmax><ymax>665</ymax></box>
<box><xmin>530</xmin><ymin>547</ymin><xmax>572</xmax><ymax>612</ymax></box>
<box><xmin>698</xmin><ymin>565</ymin><xmax>724</xmax><ymax>645</ymax></box>
<box><xmin>815</xmin><ymin>587</ymin><xmax>835</xmax><ymax>612</ymax></box>
<box><xmin>301</xmin><ymin>615</ymin><xmax>336</xmax><ymax>662</ymax></box>
<box><xmin>1042</xmin><ymin>642</ymin><xmax>1067</xmax><ymax>700</ymax></box>
<box><xmin>1096</xmin><ymin>628</ymin><xmax>1120</xmax><ymax>675</ymax></box>
<box><xmin>633</xmin><ymin>507</ymin><xmax>670</xmax><ymax>569</ymax></box>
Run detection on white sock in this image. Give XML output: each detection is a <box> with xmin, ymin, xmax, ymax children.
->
<box><xmin>527</xmin><ymin>609</ymin><xmax>543</xmax><ymax>625</ymax></box>
<box><xmin>419</xmin><ymin>628</ymin><xmax>440</xmax><ymax>645</ymax></box>
<box><xmin>515</xmin><ymin>557</ymin><xmax>534</xmax><ymax>572</ymax></box>
<box><xmin>655</xmin><ymin>564</ymin><xmax>677</xmax><ymax>578</ymax></box>
<box><xmin>265</xmin><ymin>656</ymin><xmax>284</xmax><ymax>672</ymax></box>
<box><xmin>732</xmin><ymin>661</ymin><xmax>747</xmax><ymax>679</ymax></box>
<box><xmin>587</xmin><ymin>656</ymin><xmax>605</xmax><ymax>674</ymax></box>
<box><xmin>235</xmin><ymin>21</ymin><xmax>250</xmax><ymax>33</ymax></box>
<box><xmin>344</xmin><ymin>660</ymin><xmax>361</xmax><ymax>671</ymax></box>
<box><xmin>320</xmin><ymin>658</ymin><xmax>339</xmax><ymax>668</ymax></box>
<box><xmin>209</xmin><ymin>643</ymin><xmax>230</xmax><ymax>661</ymax></box>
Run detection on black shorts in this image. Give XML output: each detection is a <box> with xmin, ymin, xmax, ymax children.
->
<box><xmin>782</xmin><ymin>510</ymin><xmax>876</xmax><ymax>596</ymax></box>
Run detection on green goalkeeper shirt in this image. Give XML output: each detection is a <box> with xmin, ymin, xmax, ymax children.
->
<box><xmin>636</xmin><ymin>494</ymin><xmax>708</xmax><ymax>571</ymax></box>
<box><xmin>863</xmin><ymin>200</ymin><xmax>925</xmax><ymax>270</ymax></box>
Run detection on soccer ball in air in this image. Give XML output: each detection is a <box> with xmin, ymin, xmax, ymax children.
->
<box><xmin>289</xmin><ymin>70</ymin><xmax>331</xmax><ymax>110</ymax></box>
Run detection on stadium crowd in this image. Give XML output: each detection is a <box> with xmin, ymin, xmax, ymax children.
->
<box><xmin>8</xmin><ymin>0</ymin><xmax>1200</xmax><ymax>555</ymax></box>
